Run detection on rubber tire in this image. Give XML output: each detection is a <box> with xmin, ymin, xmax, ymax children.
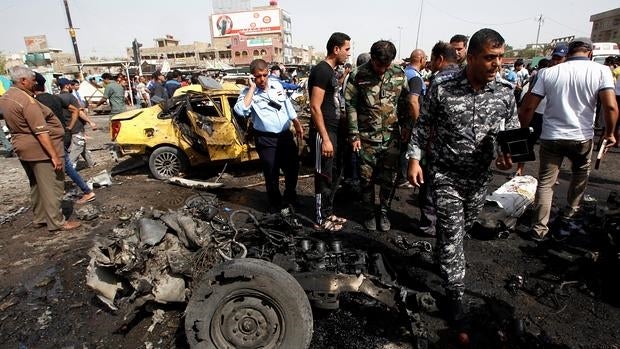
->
<box><xmin>185</xmin><ymin>258</ymin><xmax>313</xmax><ymax>349</ymax></box>
<box><xmin>148</xmin><ymin>146</ymin><xmax>188</xmax><ymax>180</ymax></box>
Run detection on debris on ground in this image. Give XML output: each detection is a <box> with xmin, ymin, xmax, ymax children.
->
<box><xmin>0</xmin><ymin>206</ymin><xmax>28</xmax><ymax>225</ymax></box>
<box><xmin>75</xmin><ymin>204</ymin><xmax>100</xmax><ymax>221</ymax></box>
<box><xmin>110</xmin><ymin>155</ymin><xmax>147</xmax><ymax>175</ymax></box>
<box><xmin>147</xmin><ymin>309</ymin><xmax>166</xmax><ymax>333</ymax></box>
<box><xmin>506</xmin><ymin>274</ymin><xmax>524</xmax><ymax>295</ymax></box>
<box><xmin>87</xmin><ymin>170</ymin><xmax>113</xmax><ymax>188</ymax></box>
<box><xmin>36</xmin><ymin>307</ymin><xmax>52</xmax><ymax>329</ymax></box>
<box><xmin>84</xmin><ymin>192</ymin><xmax>438</xmax><ymax>347</ymax></box>
<box><xmin>0</xmin><ymin>295</ymin><xmax>19</xmax><ymax>312</ymax></box>
<box><xmin>475</xmin><ymin>175</ymin><xmax>537</xmax><ymax>238</ymax></box>
<box><xmin>166</xmin><ymin>177</ymin><xmax>224</xmax><ymax>190</ymax></box>
<box><xmin>391</xmin><ymin>235</ymin><xmax>432</xmax><ymax>253</ymax></box>
<box><xmin>85</xmin><ymin>193</ymin><xmax>222</xmax><ymax>312</ymax></box>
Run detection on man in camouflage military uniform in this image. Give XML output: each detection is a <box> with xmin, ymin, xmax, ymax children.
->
<box><xmin>407</xmin><ymin>28</ymin><xmax>520</xmax><ymax>323</ymax></box>
<box><xmin>346</xmin><ymin>40</ymin><xmax>409</xmax><ymax>232</ymax></box>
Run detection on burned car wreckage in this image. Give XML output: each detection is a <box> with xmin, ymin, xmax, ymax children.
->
<box><xmin>86</xmin><ymin>194</ymin><xmax>436</xmax><ymax>348</ymax></box>
<box><xmin>110</xmin><ymin>78</ymin><xmax>257</xmax><ymax>180</ymax></box>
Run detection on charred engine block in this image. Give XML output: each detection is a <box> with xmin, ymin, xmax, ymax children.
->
<box><xmin>270</xmin><ymin>238</ymin><xmax>369</xmax><ymax>275</ymax></box>
<box><xmin>295</xmin><ymin>238</ymin><xmax>368</xmax><ymax>274</ymax></box>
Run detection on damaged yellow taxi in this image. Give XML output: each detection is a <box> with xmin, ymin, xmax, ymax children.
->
<box><xmin>110</xmin><ymin>77</ymin><xmax>257</xmax><ymax>179</ymax></box>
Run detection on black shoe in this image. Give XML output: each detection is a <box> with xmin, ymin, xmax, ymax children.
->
<box><xmin>378</xmin><ymin>210</ymin><xmax>391</xmax><ymax>232</ymax></box>
<box><xmin>443</xmin><ymin>292</ymin><xmax>466</xmax><ymax>325</ymax></box>
<box><xmin>364</xmin><ymin>216</ymin><xmax>377</xmax><ymax>231</ymax></box>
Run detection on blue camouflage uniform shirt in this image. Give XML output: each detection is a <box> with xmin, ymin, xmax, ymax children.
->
<box><xmin>408</xmin><ymin>69</ymin><xmax>520</xmax><ymax>178</ymax></box>
<box><xmin>234</xmin><ymin>79</ymin><xmax>297</xmax><ymax>133</ymax></box>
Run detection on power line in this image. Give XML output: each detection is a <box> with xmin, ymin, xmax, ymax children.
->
<box><xmin>545</xmin><ymin>16</ymin><xmax>591</xmax><ymax>36</ymax></box>
<box><xmin>425</xmin><ymin>2</ymin><xmax>531</xmax><ymax>26</ymax></box>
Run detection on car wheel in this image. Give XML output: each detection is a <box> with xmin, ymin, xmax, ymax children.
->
<box><xmin>185</xmin><ymin>258</ymin><xmax>313</xmax><ymax>349</ymax></box>
<box><xmin>148</xmin><ymin>146</ymin><xmax>188</xmax><ymax>180</ymax></box>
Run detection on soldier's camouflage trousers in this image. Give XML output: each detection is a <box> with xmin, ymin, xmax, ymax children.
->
<box><xmin>432</xmin><ymin>170</ymin><xmax>488</xmax><ymax>298</ymax></box>
<box><xmin>358</xmin><ymin>138</ymin><xmax>400</xmax><ymax>215</ymax></box>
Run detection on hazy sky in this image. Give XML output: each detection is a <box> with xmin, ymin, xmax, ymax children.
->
<box><xmin>1</xmin><ymin>0</ymin><xmax>617</xmax><ymax>60</ymax></box>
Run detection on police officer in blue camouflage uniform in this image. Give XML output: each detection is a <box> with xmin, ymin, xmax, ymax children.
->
<box><xmin>346</xmin><ymin>40</ymin><xmax>409</xmax><ymax>232</ymax></box>
<box><xmin>407</xmin><ymin>28</ymin><xmax>520</xmax><ymax>324</ymax></box>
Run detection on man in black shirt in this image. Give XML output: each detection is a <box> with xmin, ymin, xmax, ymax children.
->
<box><xmin>57</xmin><ymin>78</ymin><xmax>95</xmax><ymax>169</ymax></box>
<box><xmin>308</xmin><ymin>32</ymin><xmax>351</xmax><ymax>231</ymax></box>
<box><xmin>35</xmin><ymin>74</ymin><xmax>95</xmax><ymax>204</ymax></box>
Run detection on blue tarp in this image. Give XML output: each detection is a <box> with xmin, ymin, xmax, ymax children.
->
<box><xmin>0</xmin><ymin>75</ymin><xmax>11</xmax><ymax>90</ymax></box>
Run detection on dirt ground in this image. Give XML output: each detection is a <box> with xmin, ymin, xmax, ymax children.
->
<box><xmin>0</xmin><ymin>113</ymin><xmax>619</xmax><ymax>349</ymax></box>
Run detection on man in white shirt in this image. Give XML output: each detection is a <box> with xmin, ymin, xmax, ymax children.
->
<box><xmin>519</xmin><ymin>37</ymin><xmax>619</xmax><ymax>241</ymax></box>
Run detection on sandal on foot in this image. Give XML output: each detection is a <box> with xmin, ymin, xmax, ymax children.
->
<box><xmin>76</xmin><ymin>193</ymin><xmax>96</xmax><ymax>204</ymax></box>
<box><xmin>327</xmin><ymin>215</ymin><xmax>347</xmax><ymax>224</ymax></box>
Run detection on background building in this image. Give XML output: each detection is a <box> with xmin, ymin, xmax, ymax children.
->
<box><xmin>126</xmin><ymin>0</ymin><xmax>314</xmax><ymax>69</ymax></box>
<box><xmin>22</xmin><ymin>35</ymin><xmax>78</xmax><ymax>74</ymax></box>
<box><xmin>590</xmin><ymin>8</ymin><xmax>620</xmax><ymax>43</ymax></box>
<box><xmin>127</xmin><ymin>35</ymin><xmax>233</xmax><ymax>71</ymax></box>
<box><xmin>210</xmin><ymin>0</ymin><xmax>293</xmax><ymax>65</ymax></box>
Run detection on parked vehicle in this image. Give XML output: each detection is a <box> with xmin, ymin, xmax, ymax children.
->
<box><xmin>592</xmin><ymin>42</ymin><xmax>620</xmax><ymax>64</ymax></box>
<box><xmin>109</xmin><ymin>77</ymin><xmax>257</xmax><ymax>179</ymax></box>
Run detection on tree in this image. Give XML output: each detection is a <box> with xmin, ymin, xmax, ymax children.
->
<box><xmin>0</xmin><ymin>53</ymin><xmax>6</xmax><ymax>74</ymax></box>
<box><xmin>504</xmin><ymin>45</ymin><xmax>518</xmax><ymax>58</ymax></box>
<box><xmin>518</xmin><ymin>48</ymin><xmax>539</xmax><ymax>59</ymax></box>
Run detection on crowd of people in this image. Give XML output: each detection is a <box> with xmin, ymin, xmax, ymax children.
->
<box><xmin>1</xmin><ymin>27</ymin><xmax>619</xmax><ymax>337</ymax></box>
<box><xmin>236</xmin><ymin>29</ymin><xmax>619</xmax><ymax>332</ymax></box>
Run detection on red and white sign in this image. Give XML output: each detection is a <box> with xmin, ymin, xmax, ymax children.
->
<box><xmin>211</xmin><ymin>9</ymin><xmax>281</xmax><ymax>38</ymax></box>
<box><xmin>24</xmin><ymin>35</ymin><xmax>49</xmax><ymax>53</ymax></box>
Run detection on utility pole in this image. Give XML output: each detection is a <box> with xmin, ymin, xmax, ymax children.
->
<box><xmin>415</xmin><ymin>0</ymin><xmax>424</xmax><ymax>49</ymax></box>
<box><xmin>63</xmin><ymin>0</ymin><xmax>82</xmax><ymax>76</ymax></box>
<box><xmin>535</xmin><ymin>14</ymin><xmax>544</xmax><ymax>55</ymax></box>
<box><xmin>397</xmin><ymin>26</ymin><xmax>403</xmax><ymax>59</ymax></box>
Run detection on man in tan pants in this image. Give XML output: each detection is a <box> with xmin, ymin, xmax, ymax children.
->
<box><xmin>0</xmin><ymin>66</ymin><xmax>80</xmax><ymax>231</ymax></box>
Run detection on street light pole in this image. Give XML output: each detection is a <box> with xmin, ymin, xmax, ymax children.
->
<box><xmin>397</xmin><ymin>26</ymin><xmax>403</xmax><ymax>58</ymax></box>
<box><xmin>63</xmin><ymin>0</ymin><xmax>81</xmax><ymax>64</ymax></box>
<box><xmin>535</xmin><ymin>14</ymin><xmax>544</xmax><ymax>55</ymax></box>
<box><xmin>415</xmin><ymin>0</ymin><xmax>424</xmax><ymax>49</ymax></box>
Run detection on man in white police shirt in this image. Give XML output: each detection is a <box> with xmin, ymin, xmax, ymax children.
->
<box><xmin>234</xmin><ymin>59</ymin><xmax>303</xmax><ymax>213</ymax></box>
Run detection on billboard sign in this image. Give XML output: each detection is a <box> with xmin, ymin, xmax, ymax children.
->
<box><xmin>212</xmin><ymin>9</ymin><xmax>281</xmax><ymax>38</ymax></box>
<box><xmin>24</xmin><ymin>35</ymin><xmax>49</xmax><ymax>53</ymax></box>
<box><xmin>247</xmin><ymin>38</ymin><xmax>273</xmax><ymax>47</ymax></box>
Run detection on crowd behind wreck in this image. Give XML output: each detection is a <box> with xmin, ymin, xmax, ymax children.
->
<box><xmin>0</xmin><ymin>25</ymin><xmax>619</xmax><ymax>339</ymax></box>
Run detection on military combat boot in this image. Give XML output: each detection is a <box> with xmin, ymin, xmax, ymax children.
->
<box><xmin>444</xmin><ymin>290</ymin><xmax>466</xmax><ymax>325</ymax></box>
<box><xmin>364</xmin><ymin>216</ymin><xmax>377</xmax><ymax>231</ymax></box>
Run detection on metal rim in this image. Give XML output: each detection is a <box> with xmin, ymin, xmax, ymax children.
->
<box><xmin>210</xmin><ymin>289</ymin><xmax>285</xmax><ymax>349</ymax></box>
<box><xmin>153</xmin><ymin>150</ymin><xmax>181</xmax><ymax>178</ymax></box>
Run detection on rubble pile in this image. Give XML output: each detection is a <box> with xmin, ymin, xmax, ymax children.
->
<box><xmin>85</xmin><ymin>193</ymin><xmax>305</xmax><ymax>312</ymax></box>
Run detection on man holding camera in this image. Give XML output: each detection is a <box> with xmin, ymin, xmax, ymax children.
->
<box><xmin>234</xmin><ymin>59</ymin><xmax>303</xmax><ymax>213</ymax></box>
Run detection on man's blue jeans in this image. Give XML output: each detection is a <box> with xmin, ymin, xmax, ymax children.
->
<box><xmin>64</xmin><ymin>151</ymin><xmax>91</xmax><ymax>194</ymax></box>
